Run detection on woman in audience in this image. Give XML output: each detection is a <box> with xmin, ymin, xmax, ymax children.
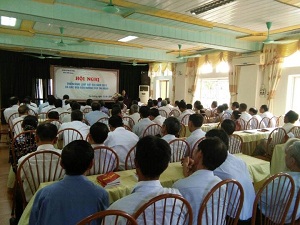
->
<box><xmin>282</xmin><ymin>110</ymin><xmax>299</xmax><ymax>135</ymax></box>
<box><xmin>231</xmin><ymin>110</ymin><xmax>242</xmax><ymax>131</ymax></box>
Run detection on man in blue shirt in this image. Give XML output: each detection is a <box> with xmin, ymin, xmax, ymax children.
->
<box><xmin>29</xmin><ymin>140</ymin><xmax>109</xmax><ymax>225</ymax></box>
<box><xmin>85</xmin><ymin>101</ymin><xmax>108</xmax><ymax>126</ymax></box>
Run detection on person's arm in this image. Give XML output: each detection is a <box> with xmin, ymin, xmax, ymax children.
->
<box><xmin>29</xmin><ymin>190</ymin><xmax>46</xmax><ymax>225</ymax></box>
<box><xmin>182</xmin><ymin>156</ymin><xmax>194</xmax><ymax>177</ymax></box>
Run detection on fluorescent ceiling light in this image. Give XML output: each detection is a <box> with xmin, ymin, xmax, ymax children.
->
<box><xmin>1</xmin><ymin>16</ymin><xmax>17</xmax><ymax>27</ymax></box>
<box><xmin>118</xmin><ymin>36</ymin><xmax>138</xmax><ymax>42</ymax></box>
<box><xmin>190</xmin><ymin>0</ymin><xmax>236</xmax><ymax>15</ymax></box>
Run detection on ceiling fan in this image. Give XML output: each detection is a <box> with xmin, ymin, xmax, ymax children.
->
<box><xmin>263</xmin><ymin>22</ymin><xmax>298</xmax><ymax>45</ymax></box>
<box><xmin>24</xmin><ymin>50</ymin><xmax>61</xmax><ymax>59</ymax></box>
<box><xmin>176</xmin><ymin>44</ymin><xmax>201</xmax><ymax>59</ymax></box>
<box><xmin>54</xmin><ymin>27</ymin><xmax>86</xmax><ymax>47</ymax></box>
<box><xmin>121</xmin><ymin>60</ymin><xmax>148</xmax><ymax>66</ymax></box>
<box><xmin>102</xmin><ymin>0</ymin><xmax>120</xmax><ymax>13</ymax></box>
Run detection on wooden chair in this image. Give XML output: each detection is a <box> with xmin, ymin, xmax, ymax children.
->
<box><xmin>0</xmin><ymin>108</ymin><xmax>9</xmax><ymax>144</ymax></box>
<box><xmin>289</xmin><ymin>126</ymin><xmax>300</xmax><ymax>138</ymax></box>
<box><xmin>59</xmin><ymin>112</ymin><xmax>70</xmax><ymax>122</ymax></box>
<box><xmin>17</xmin><ymin>151</ymin><xmax>64</xmax><ymax>207</ymax></box>
<box><xmin>44</xmin><ymin>119</ymin><xmax>62</xmax><ymax>130</ymax></box>
<box><xmin>124</xmin><ymin>145</ymin><xmax>136</xmax><ymax>170</ymax></box>
<box><xmin>169</xmin><ymin>109</ymin><xmax>181</xmax><ymax>118</ymax></box>
<box><xmin>181</xmin><ymin>114</ymin><xmax>192</xmax><ymax>125</ymax></box>
<box><xmin>123</xmin><ymin>116</ymin><xmax>135</xmax><ymax>128</ymax></box>
<box><xmin>190</xmin><ymin>137</ymin><xmax>206</xmax><ymax>157</ymax></box>
<box><xmin>81</xmin><ymin>118</ymin><xmax>90</xmax><ymax>126</ymax></box>
<box><xmin>221</xmin><ymin>112</ymin><xmax>232</xmax><ymax>122</ymax></box>
<box><xmin>276</xmin><ymin>115</ymin><xmax>284</xmax><ymax>127</ymax></box>
<box><xmin>251</xmin><ymin>173</ymin><xmax>295</xmax><ymax>225</ymax></box>
<box><xmin>87</xmin><ymin>146</ymin><xmax>119</xmax><ymax>176</ymax></box>
<box><xmin>290</xmin><ymin>188</ymin><xmax>300</xmax><ymax>225</ymax></box>
<box><xmin>198</xmin><ymin>179</ymin><xmax>244</xmax><ymax>225</ymax></box>
<box><xmin>168</xmin><ymin>139</ymin><xmax>190</xmax><ymax>162</ymax></box>
<box><xmin>266</xmin><ymin>128</ymin><xmax>287</xmax><ymax>157</ymax></box>
<box><xmin>97</xmin><ymin>117</ymin><xmax>109</xmax><ymax>125</ymax></box>
<box><xmin>158</xmin><ymin>109</ymin><xmax>168</xmax><ymax>118</ymax></box>
<box><xmin>237</xmin><ymin>118</ymin><xmax>247</xmax><ymax>130</ymax></box>
<box><xmin>57</xmin><ymin>128</ymin><xmax>83</xmax><ymax>149</ymax></box>
<box><xmin>228</xmin><ymin>134</ymin><xmax>243</xmax><ymax>154</ymax></box>
<box><xmin>142</xmin><ymin>124</ymin><xmax>162</xmax><ymax>137</ymax></box>
<box><xmin>11</xmin><ymin>120</ymin><xmax>23</xmax><ymax>138</ymax></box>
<box><xmin>260</xmin><ymin>117</ymin><xmax>271</xmax><ymax>128</ymax></box>
<box><xmin>123</xmin><ymin>124</ymin><xmax>132</xmax><ymax>131</ymax></box>
<box><xmin>28</xmin><ymin>109</ymin><xmax>37</xmax><ymax>117</ymax></box>
<box><xmin>37</xmin><ymin>112</ymin><xmax>48</xmax><ymax>120</ymax></box>
<box><xmin>179</xmin><ymin>122</ymin><xmax>186</xmax><ymax>138</ymax></box>
<box><xmin>247</xmin><ymin>117</ymin><xmax>259</xmax><ymax>130</ymax></box>
<box><xmin>76</xmin><ymin>210</ymin><xmax>138</xmax><ymax>225</ymax></box>
<box><xmin>8</xmin><ymin>112</ymin><xmax>19</xmax><ymax>130</ymax></box>
<box><xmin>134</xmin><ymin>193</ymin><xmax>193</xmax><ymax>225</ymax></box>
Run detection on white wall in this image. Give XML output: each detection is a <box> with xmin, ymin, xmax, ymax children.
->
<box><xmin>174</xmin><ymin>63</ymin><xmax>188</xmax><ymax>102</ymax></box>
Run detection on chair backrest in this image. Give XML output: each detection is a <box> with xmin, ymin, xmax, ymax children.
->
<box><xmin>83</xmin><ymin>107</ymin><xmax>92</xmax><ymax>114</ymax></box>
<box><xmin>97</xmin><ymin>117</ymin><xmax>109</xmax><ymax>125</ymax></box>
<box><xmin>260</xmin><ymin>117</ymin><xmax>271</xmax><ymax>128</ymax></box>
<box><xmin>142</xmin><ymin>124</ymin><xmax>162</xmax><ymax>137</ymax></box>
<box><xmin>11</xmin><ymin>119</ymin><xmax>23</xmax><ymax>137</ymax></box>
<box><xmin>228</xmin><ymin>134</ymin><xmax>243</xmax><ymax>154</ymax></box>
<box><xmin>289</xmin><ymin>126</ymin><xmax>300</xmax><ymax>138</ymax></box>
<box><xmin>123</xmin><ymin>116</ymin><xmax>135</xmax><ymax>128</ymax></box>
<box><xmin>134</xmin><ymin>193</ymin><xmax>193</xmax><ymax>225</ymax></box>
<box><xmin>221</xmin><ymin>112</ymin><xmax>232</xmax><ymax>122</ymax></box>
<box><xmin>291</xmin><ymin>188</ymin><xmax>300</xmax><ymax>225</ymax></box>
<box><xmin>57</xmin><ymin>128</ymin><xmax>83</xmax><ymax>149</ymax></box>
<box><xmin>123</xmin><ymin>124</ymin><xmax>132</xmax><ymax>132</ymax></box>
<box><xmin>17</xmin><ymin>150</ymin><xmax>65</xmax><ymax>207</ymax></box>
<box><xmin>276</xmin><ymin>115</ymin><xmax>284</xmax><ymax>127</ymax></box>
<box><xmin>124</xmin><ymin>145</ymin><xmax>137</xmax><ymax>170</ymax></box>
<box><xmin>38</xmin><ymin>112</ymin><xmax>48</xmax><ymax>120</ymax></box>
<box><xmin>11</xmin><ymin>130</ymin><xmax>37</xmax><ymax>170</ymax></box>
<box><xmin>266</xmin><ymin>128</ymin><xmax>287</xmax><ymax>156</ymax></box>
<box><xmin>169</xmin><ymin>109</ymin><xmax>181</xmax><ymax>118</ymax></box>
<box><xmin>28</xmin><ymin>108</ymin><xmax>37</xmax><ymax>117</ymax></box>
<box><xmin>198</xmin><ymin>179</ymin><xmax>244</xmax><ymax>225</ymax></box>
<box><xmin>76</xmin><ymin>210</ymin><xmax>138</xmax><ymax>225</ymax></box>
<box><xmin>181</xmin><ymin>114</ymin><xmax>192</xmax><ymax>125</ymax></box>
<box><xmin>168</xmin><ymin>139</ymin><xmax>190</xmax><ymax>162</ymax></box>
<box><xmin>179</xmin><ymin>123</ymin><xmax>186</xmax><ymax>138</ymax></box>
<box><xmin>44</xmin><ymin>119</ymin><xmax>62</xmax><ymax>130</ymax></box>
<box><xmin>237</xmin><ymin>118</ymin><xmax>247</xmax><ymax>130</ymax></box>
<box><xmin>158</xmin><ymin>109</ymin><xmax>168</xmax><ymax>118</ymax></box>
<box><xmin>247</xmin><ymin>117</ymin><xmax>259</xmax><ymax>130</ymax></box>
<box><xmin>190</xmin><ymin>137</ymin><xmax>206</xmax><ymax>157</ymax></box>
<box><xmin>8</xmin><ymin>112</ymin><xmax>19</xmax><ymax>129</ymax></box>
<box><xmin>251</xmin><ymin>173</ymin><xmax>295</xmax><ymax>225</ymax></box>
<box><xmin>87</xmin><ymin>146</ymin><xmax>119</xmax><ymax>176</ymax></box>
<box><xmin>59</xmin><ymin>112</ymin><xmax>70</xmax><ymax>122</ymax></box>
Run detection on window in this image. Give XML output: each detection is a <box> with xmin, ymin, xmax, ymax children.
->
<box><xmin>194</xmin><ymin>78</ymin><xmax>230</xmax><ymax>108</ymax></box>
<box><xmin>283</xmin><ymin>51</ymin><xmax>300</xmax><ymax>68</ymax></box>
<box><xmin>157</xmin><ymin>80</ymin><xmax>169</xmax><ymax>99</ymax></box>
<box><xmin>287</xmin><ymin>75</ymin><xmax>300</xmax><ymax>113</ymax></box>
<box><xmin>35</xmin><ymin>79</ymin><xmax>53</xmax><ymax>105</ymax></box>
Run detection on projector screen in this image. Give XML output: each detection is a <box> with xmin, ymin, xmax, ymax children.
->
<box><xmin>51</xmin><ymin>66</ymin><xmax>119</xmax><ymax>101</ymax></box>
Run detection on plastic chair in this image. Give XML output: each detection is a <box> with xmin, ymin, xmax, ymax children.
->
<box><xmin>179</xmin><ymin>123</ymin><xmax>186</xmax><ymax>137</ymax></box>
<box><xmin>124</xmin><ymin>145</ymin><xmax>136</xmax><ymax>170</ymax></box>
<box><xmin>251</xmin><ymin>173</ymin><xmax>295</xmax><ymax>225</ymax></box>
<box><xmin>169</xmin><ymin>109</ymin><xmax>181</xmax><ymax>118</ymax></box>
<box><xmin>17</xmin><ymin>151</ymin><xmax>64</xmax><ymax>207</ymax></box>
<box><xmin>181</xmin><ymin>114</ymin><xmax>192</xmax><ymax>125</ymax></box>
<box><xmin>266</xmin><ymin>128</ymin><xmax>287</xmax><ymax>156</ymax></box>
<box><xmin>289</xmin><ymin>126</ymin><xmax>300</xmax><ymax>138</ymax></box>
<box><xmin>134</xmin><ymin>193</ymin><xmax>193</xmax><ymax>225</ymax></box>
<box><xmin>190</xmin><ymin>137</ymin><xmax>206</xmax><ymax>157</ymax></box>
<box><xmin>228</xmin><ymin>134</ymin><xmax>243</xmax><ymax>154</ymax></box>
<box><xmin>57</xmin><ymin>128</ymin><xmax>83</xmax><ymax>149</ymax></box>
<box><xmin>87</xmin><ymin>146</ymin><xmax>119</xmax><ymax>176</ymax></box>
<box><xmin>123</xmin><ymin>116</ymin><xmax>135</xmax><ymax>128</ymax></box>
<box><xmin>158</xmin><ymin>109</ymin><xmax>168</xmax><ymax>118</ymax></box>
<box><xmin>198</xmin><ymin>179</ymin><xmax>244</xmax><ymax>225</ymax></box>
<box><xmin>168</xmin><ymin>139</ymin><xmax>190</xmax><ymax>162</ymax></box>
<box><xmin>247</xmin><ymin>117</ymin><xmax>259</xmax><ymax>130</ymax></box>
<box><xmin>77</xmin><ymin>210</ymin><xmax>138</xmax><ymax>225</ymax></box>
<box><xmin>142</xmin><ymin>124</ymin><xmax>162</xmax><ymax>137</ymax></box>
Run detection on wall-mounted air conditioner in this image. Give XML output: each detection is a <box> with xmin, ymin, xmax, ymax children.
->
<box><xmin>232</xmin><ymin>53</ymin><xmax>265</xmax><ymax>66</ymax></box>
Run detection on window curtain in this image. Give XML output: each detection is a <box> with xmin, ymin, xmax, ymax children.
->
<box><xmin>262</xmin><ymin>45</ymin><xmax>284</xmax><ymax>112</ymax></box>
<box><xmin>148</xmin><ymin>63</ymin><xmax>161</xmax><ymax>99</ymax></box>
<box><xmin>186</xmin><ymin>58</ymin><xmax>200</xmax><ymax>103</ymax></box>
<box><xmin>228</xmin><ymin>65</ymin><xmax>241</xmax><ymax>103</ymax></box>
<box><xmin>171</xmin><ymin>63</ymin><xmax>176</xmax><ymax>104</ymax></box>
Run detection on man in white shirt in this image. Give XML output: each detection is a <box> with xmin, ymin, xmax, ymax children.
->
<box><xmin>62</xmin><ymin>94</ymin><xmax>69</xmax><ymax>108</ymax></box>
<box><xmin>4</xmin><ymin>96</ymin><xmax>19</xmax><ymax>123</ymax></box>
<box><xmin>206</xmin><ymin>129</ymin><xmax>255</xmax><ymax>223</ymax></box>
<box><xmin>132</xmin><ymin>106</ymin><xmax>155</xmax><ymax>138</ymax></box>
<box><xmin>61</xmin><ymin>102</ymin><xmax>81</xmax><ymax>123</ymax></box>
<box><xmin>239</xmin><ymin>103</ymin><xmax>252</xmax><ymax>123</ymax></box>
<box><xmin>41</xmin><ymin>95</ymin><xmax>56</xmax><ymax>114</ymax></box>
<box><xmin>52</xmin><ymin>99</ymin><xmax>67</xmax><ymax>115</ymax></box>
<box><xmin>107</xmin><ymin>136</ymin><xmax>184</xmax><ymax>224</ymax></box>
<box><xmin>84</xmin><ymin>102</ymin><xmax>108</xmax><ymax>126</ymax></box>
<box><xmin>104</xmin><ymin>116</ymin><xmax>139</xmax><ymax>170</ymax></box>
<box><xmin>159</xmin><ymin>100</ymin><xmax>172</xmax><ymax>115</ymax></box>
<box><xmin>12</xmin><ymin>105</ymin><xmax>29</xmax><ymax>137</ymax></box>
<box><xmin>177</xmin><ymin>101</ymin><xmax>194</xmax><ymax>123</ymax></box>
<box><xmin>165</xmin><ymin>98</ymin><xmax>173</xmax><ymax>110</ymax></box>
<box><xmin>282</xmin><ymin>110</ymin><xmax>299</xmax><ymax>135</ymax></box>
<box><xmin>18</xmin><ymin>123</ymin><xmax>62</xmax><ymax>202</ymax></box>
<box><xmin>249</xmin><ymin>107</ymin><xmax>265</xmax><ymax>129</ymax></box>
<box><xmin>186</xmin><ymin>114</ymin><xmax>206</xmax><ymax>151</ymax></box>
<box><xmin>80</xmin><ymin>99</ymin><xmax>92</xmax><ymax>113</ymax></box>
<box><xmin>149</xmin><ymin>108</ymin><xmax>166</xmax><ymax>126</ymax></box>
<box><xmin>260</xmin><ymin>104</ymin><xmax>276</xmax><ymax>127</ymax></box>
<box><xmin>161</xmin><ymin>117</ymin><xmax>180</xmax><ymax>143</ymax></box>
<box><xmin>128</xmin><ymin>104</ymin><xmax>140</xmax><ymax>126</ymax></box>
<box><xmin>173</xmin><ymin>137</ymin><xmax>228</xmax><ymax>225</ymax></box>
<box><xmin>59</xmin><ymin>110</ymin><xmax>90</xmax><ymax>142</ymax></box>
<box><xmin>231</xmin><ymin>102</ymin><xmax>239</xmax><ymax>112</ymax></box>
<box><xmin>22</xmin><ymin>97</ymin><xmax>38</xmax><ymax>115</ymax></box>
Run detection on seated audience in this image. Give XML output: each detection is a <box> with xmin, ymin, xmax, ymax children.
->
<box><xmin>161</xmin><ymin>117</ymin><xmax>180</xmax><ymax>142</ymax></box>
<box><xmin>61</xmin><ymin>101</ymin><xmax>81</xmax><ymax>123</ymax></box>
<box><xmin>52</xmin><ymin>99</ymin><xmax>67</xmax><ymax>115</ymax></box>
<box><xmin>132</xmin><ymin>106</ymin><xmax>154</xmax><ymax>138</ymax></box>
<box><xmin>85</xmin><ymin>102</ymin><xmax>108</xmax><ymax>126</ymax></box>
<box><xmin>104</xmin><ymin>116</ymin><xmax>139</xmax><ymax>170</ymax></box>
<box><xmin>159</xmin><ymin>100</ymin><xmax>172</xmax><ymax>115</ymax></box>
<box><xmin>80</xmin><ymin>98</ymin><xmax>93</xmax><ymax>112</ymax></box>
<box><xmin>147</xmin><ymin>99</ymin><xmax>154</xmax><ymax>108</ymax></box>
<box><xmin>178</xmin><ymin>101</ymin><xmax>193</xmax><ymax>122</ymax></box>
<box><xmin>157</xmin><ymin>97</ymin><xmax>162</xmax><ymax>107</ymax></box>
<box><xmin>152</xmin><ymin>99</ymin><xmax>158</xmax><ymax>108</ymax></box>
<box><xmin>149</xmin><ymin>108</ymin><xmax>166</xmax><ymax>126</ymax></box>
<box><xmin>249</xmin><ymin>107</ymin><xmax>264</xmax><ymax>129</ymax></box>
<box><xmin>22</xmin><ymin>97</ymin><xmax>38</xmax><ymax>114</ymax></box>
<box><xmin>173</xmin><ymin>137</ymin><xmax>228</xmax><ymax>225</ymax></box>
<box><xmin>87</xmin><ymin>122</ymin><xmax>109</xmax><ymax>148</ymax></box>
<box><xmin>186</xmin><ymin>114</ymin><xmax>206</xmax><ymax>150</ymax></box>
<box><xmin>41</xmin><ymin>95</ymin><xmax>56</xmax><ymax>113</ymax></box>
<box><xmin>47</xmin><ymin>111</ymin><xmax>61</xmax><ymax>129</ymax></box>
<box><xmin>282</xmin><ymin>110</ymin><xmax>299</xmax><ymax>135</ymax></box>
<box><xmin>4</xmin><ymin>96</ymin><xmax>19</xmax><ymax>123</ymax></box>
<box><xmin>29</xmin><ymin>140</ymin><xmax>109</xmax><ymax>225</ymax></box>
<box><xmin>211</xmin><ymin>101</ymin><xmax>218</xmax><ymax>110</ymax></box>
<box><xmin>193</xmin><ymin>100</ymin><xmax>205</xmax><ymax>116</ymax></box>
<box><xmin>99</xmin><ymin>100</ymin><xmax>109</xmax><ymax>116</ymax></box>
<box><xmin>128</xmin><ymin>104</ymin><xmax>140</xmax><ymax>125</ymax></box>
<box><xmin>215</xmin><ymin>105</ymin><xmax>225</xmax><ymax>122</ymax></box>
<box><xmin>239</xmin><ymin>103</ymin><xmax>252</xmax><ymax>123</ymax></box>
<box><xmin>12</xmin><ymin>105</ymin><xmax>29</xmax><ymax>137</ymax></box>
<box><xmin>62</xmin><ymin>94</ymin><xmax>70</xmax><ymax>108</ymax></box>
<box><xmin>165</xmin><ymin>98</ymin><xmax>173</xmax><ymax>109</ymax></box>
<box><xmin>206</xmin><ymin>129</ymin><xmax>255</xmax><ymax>223</ymax></box>
<box><xmin>259</xmin><ymin>141</ymin><xmax>300</xmax><ymax>224</ymax></box>
<box><xmin>107</xmin><ymin>136</ymin><xmax>183</xmax><ymax>224</ymax></box>
<box><xmin>231</xmin><ymin>101</ymin><xmax>239</xmax><ymax>112</ymax></box>
<box><xmin>259</xmin><ymin>104</ymin><xmax>276</xmax><ymax>127</ymax></box>
<box><xmin>231</xmin><ymin>110</ymin><xmax>242</xmax><ymax>131</ymax></box>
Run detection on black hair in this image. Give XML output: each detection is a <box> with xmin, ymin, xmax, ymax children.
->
<box><xmin>150</xmin><ymin>108</ymin><xmax>159</xmax><ymax>118</ymax></box>
<box><xmin>111</xmin><ymin>106</ymin><xmax>122</xmax><ymax>116</ymax></box>
<box><xmin>54</xmin><ymin>99</ymin><xmax>63</xmax><ymax>108</ymax></box>
<box><xmin>71</xmin><ymin>109</ymin><xmax>83</xmax><ymax>121</ymax></box>
<box><xmin>109</xmin><ymin>115</ymin><xmax>123</xmax><ymax>128</ymax></box>
<box><xmin>211</xmin><ymin>101</ymin><xmax>218</xmax><ymax>108</ymax></box>
<box><xmin>63</xmin><ymin>95</ymin><xmax>69</xmax><ymax>100</ymax></box>
<box><xmin>232</xmin><ymin>102</ymin><xmax>239</xmax><ymax>108</ymax></box>
<box><xmin>158</xmin><ymin>98</ymin><xmax>162</xmax><ymax>101</ymax></box>
<box><xmin>163</xmin><ymin>117</ymin><xmax>180</xmax><ymax>135</ymax></box>
<box><xmin>232</xmin><ymin>110</ymin><xmax>241</xmax><ymax>120</ymax></box>
<box><xmin>86</xmin><ymin>99</ymin><xmax>93</xmax><ymax>106</ymax></box>
<box><xmin>23</xmin><ymin>98</ymin><xmax>30</xmax><ymax>105</ymax></box>
<box><xmin>220</xmin><ymin>119</ymin><xmax>236</xmax><ymax>136</ymax></box>
<box><xmin>90</xmin><ymin>122</ymin><xmax>109</xmax><ymax>144</ymax></box>
<box><xmin>217</xmin><ymin>105</ymin><xmax>224</xmax><ymax>113</ymax></box>
<box><xmin>222</xmin><ymin>103</ymin><xmax>229</xmax><ymax>110</ymax></box>
<box><xmin>260</xmin><ymin>105</ymin><xmax>269</xmax><ymax>112</ymax></box>
<box><xmin>71</xmin><ymin>101</ymin><xmax>81</xmax><ymax>111</ymax></box>
<box><xmin>249</xmin><ymin>107</ymin><xmax>258</xmax><ymax>115</ymax></box>
<box><xmin>18</xmin><ymin>105</ymin><xmax>29</xmax><ymax>114</ymax></box>
<box><xmin>152</xmin><ymin>100</ymin><xmax>158</xmax><ymax>106</ymax></box>
<box><xmin>178</xmin><ymin>101</ymin><xmax>187</xmax><ymax>109</ymax></box>
<box><xmin>189</xmin><ymin>114</ymin><xmax>204</xmax><ymax>127</ymax></box>
<box><xmin>186</xmin><ymin>104</ymin><xmax>192</xmax><ymax>110</ymax></box>
<box><xmin>165</xmin><ymin>98</ymin><xmax>171</xmax><ymax>104</ymax></box>
<box><xmin>47</xmin><ymin>95</ymin><xmax>56</xmax><ymax>105</ymax></box>
<box><xmin>197</xmin><ymin>137</ymin><xmax>227</xmax><ymax>170</ymax></box>
<box><xmin>135</xmin><ymin>136</ymin><xmax>171</xmax><ymax>179</ymax></box>
<box><xmin>139</xmin><ymin>106</ymin><xmax>150</xmax><ymax>118</ymax></box>
<box><xmin>61</xmin><ymin>140</ymin><xmax>94</xmax><ymax>175</ymax></box>
<box><xmin>36</xmin><ymin>123</ymin><xmax>58</xmax><ymax>142</ymax></box>
<box><xmin>285</xmin><ymin>110</ymin><xmax>299</xmax><ymax>123</ymax></box>
<box><xmin>174</xmin><ymin>100</ymin><xmax>180</xmax><ymax>106</ymax></box>
<box><xmin>22</xmin><ymin>115</ymin><xmax>38</xmax><ymax>131</ymax></box>
<box><xmin>205</xmin><ymin>129</ymin><xmax>229</xmax><ymax>149</ymax></box>
<box><xmin>91</xmin><ymin>102</ymin><xmax>100</xmax><ymax>111</ymax></box>
<box><xmin>147</xmin><ymin>99</ymin><xmax>153</xmax><ymax>108</ymax></box>
<box><xmin>48</xmin><ymin>111</ymin><xmax>59</xmax><ymax>120</ymax></box>
<box><xmin>9</xmin><ymin>96</ymin><xmax>19</xmax><ymax>106</ymax></box>
<box><xmin>239</xmin><ymin>103</ymin><xmax>247</xmax><ymax>111</ymax></box>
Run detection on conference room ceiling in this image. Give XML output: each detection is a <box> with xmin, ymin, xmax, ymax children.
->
<box><xmin>0</xmin><ymin>0</ymin><xmax>300</xmax><ymax>63</ymax></box>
